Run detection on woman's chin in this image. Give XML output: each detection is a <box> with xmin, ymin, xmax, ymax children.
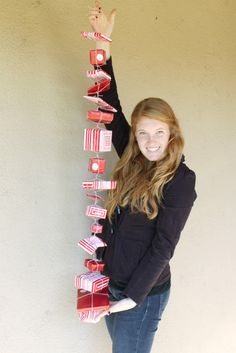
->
<box><xmin>144</xmin><ymin>153</ymin><xmax>162</xmax><ymax>162</ymax></box>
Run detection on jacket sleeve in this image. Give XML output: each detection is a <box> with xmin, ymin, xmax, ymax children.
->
<box><xmin>99</xmin><ymin>58</ymin><xmax>131</xmax><ymax>158</ymax></box>
<box><xmin>123</xmin><ymin>166</ymin><xmax>197</xmax><ymax>305</ymax></box>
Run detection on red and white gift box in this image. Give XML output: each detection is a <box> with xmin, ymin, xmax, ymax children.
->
<box><xmin>75</xmin><ymin>271</ymin><xmax>109</xmax><ymax>293</ymax></box>
<box><xmin>87</xmin><ymin>111</ymin><xmax>114</xmax><ymax>124</ymax></box>
<box><xmin>86</xmin><ymin>205</ymin><xmax>107</xmax><ymax>219</ymax></box>
<box><xmin>78</xmin><ymin>235</ymin><xmax>107</xmax><ymax>255</ymax></box>
<box><xmin>83</xmin><ymin>96</ymin><xmax>117</xmax><ymax>112</ymax></box>
<box><xmin>84</xmin><ymin>128</ymin><xmax>112</xmax><ymax>152</ymax></box>
<box><xmin>82</xmin><ymin>180</ymin><xmax>117</xmax><ymax>191</ymax></box>
<box><xmin>77</xmin><ymin>287</ymin><xmax>109</xmax><ymax>312</ymax></box>
<box><xmin>84</xmin><ymin>259</ymin><xmax>105</xmax><ymax>272</ymax></box>
<box><xmin>88</xmin><ymin>157</ymin><xmax>106</xmax><ymax>174</ymax></box>
<box><xmin>87</xmin><ymin>79</ymin><xmax>111</xmax><ymax>96</ymax></box>
<box><xmin>86</xmin><ymin>69</ymin><xmax>111</xmax><ymax>82</ymax></box>
<box><xmin>81</xmin><ymin>31</ymin><xmax>112</xmax><ymax>43</ymax></box>
<box><xmin>90</xmin><ymin>49</ymin><xmax>106</xmax><ymax>65</ymax></box>
<box><xmin>91</xmin><ymin>223</ymin><xmax>103</xmax><ymax>234</ymax></box>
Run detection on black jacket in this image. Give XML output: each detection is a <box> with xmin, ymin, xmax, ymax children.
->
<box><xmin>96</xmin><ymin>58</ymin><xmax>197</xmax><ymax>305</ymax></box>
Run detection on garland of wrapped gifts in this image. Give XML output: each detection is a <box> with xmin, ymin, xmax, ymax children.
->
<box><xmin>75</xmin><ymin>31</ymin><xmax>117</xmax><ymax>322</ymax></box>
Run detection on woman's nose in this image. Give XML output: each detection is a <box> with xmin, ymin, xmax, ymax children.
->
<box><xmin>147</xmin><ymin>134</ymin><xmax>158</xmax><ymax>145</ymax></box>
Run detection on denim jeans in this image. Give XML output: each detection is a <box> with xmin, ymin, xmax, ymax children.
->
<box><xmin>105</xmin><ymin>283</ymin><xmax>170</xmax><ymax>353</ymax></box>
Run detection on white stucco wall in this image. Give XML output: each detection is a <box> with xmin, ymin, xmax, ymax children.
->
<box><xmin>0</xmin><ymin>1</ymin><xmax>235</xmax><ymax>352</ymax></box>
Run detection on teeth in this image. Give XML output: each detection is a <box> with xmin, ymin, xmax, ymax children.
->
<box><xmin>147</xmin><ymin>147</ymin><xmax>160</xmax><ymax>152</ymax></box>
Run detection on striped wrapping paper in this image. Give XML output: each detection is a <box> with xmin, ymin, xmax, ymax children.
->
<box><xmin>86</xmin><ymin>205</ymin><xmax>107</xmax><ymax>219</ymax></box>
<box><xmin>86</xmin><ymin>69</ymin><xmax>111</xmax><ymax>82</ymax></box>
<box><xmin>83</xmin><ymin>96</ymin><xmax>117</xmax><ymax>113</ymax></box>
<box><xmin>75</xmin><ymin>271</ymin><xmax>109</xmax><ymax>293</ymax></box>
<box><xmin>82</xmin><ymin>180</ymin><xmax>117</xmax><ymax>190</ymax></box>
<box><xmin>81</xmin><ymin>31</ymin><xmax>112</xmax><ymax>43</ymax></box>
<box><xmin>84</xmin><ymin>128</ymin><xmax>112</xmax><ymax>152</ymax></box>
<box><xmin>78</xmin><ymin>235</ymin><xmax>107</xmax><ymax>255</ymax></box>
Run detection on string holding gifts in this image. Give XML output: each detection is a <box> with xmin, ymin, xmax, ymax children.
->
<box><xmin>75</xmin><ymin>32</ymin><xmax>117</xmax><ymax>322</ymax></box>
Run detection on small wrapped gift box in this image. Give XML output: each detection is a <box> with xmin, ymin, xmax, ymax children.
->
<box><xmin>91</xmin><ymin>223</ymin><xmax>103</xmax><ymax>234</ymax></box>
<box><xmin>81</xmin><ymin>31</ymin><xmax>112</xmax><ymax>43</ymax></box>
<box><xmin>86</xmin><ymin>205</ymin><xmax>107</xmax><ymax>219</ymax></box>
<box><xmin>90</xmin><ymin>49</ymin><xmax>106</xmax><ymax>65</ymax></box>
<box><xmin>86</xmin><ymin>69</ymin><xmax>111</xmax><ymax>82</ymax></box>
<box><xmin>77</xmin><ymin>287</ymin><xmax>109</xmax><ymax>312</ymax></box>
<box><xmin>84</xmin><ymin>258</ymin><xmax>105</xmax><ymax>272</ymax></box>
<box><xmin>84</xmin><ymin>128</ymin><xmax>112</xmax><ymax>152</ymax></box>
<box><xmin>87</xmin><ymin>79</ymin><xmax>111</xmax><ymax>96</ymax></box>
<box><xmin>83</xmin><ymin>95</ymin><xmax>117</xmax><ymax>112</ymax></box>
<box><xmin>78</xmin><ymin>235</ymin><xmax>107</xmax><ymax>255</ymax></box>
<box><xmin>88</xmin><ymin>157</ymin><xmax>106</xmax><ymax>174</ymax></box>
<box><xmin>82</xmin><ymin>180</ymin><xmax>117</xmax><ymax>191</ymax></box>
<box><xmin>87</xmin><ymin>110</ymin><xmax>114</xmax><ymax>124</ymax></box>
<box><xmin>75</xmin><ymin>271</ymin><xmax>109</xmax><ymax>292</ymax></box>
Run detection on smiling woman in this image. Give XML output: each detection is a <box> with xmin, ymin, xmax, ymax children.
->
<box><xmin>105</xmin><ymin>95</ymin><xmax>186</xmax><ymax>221</ymax></box>
<box><xmin>86</xmin><ymin>1</ymin><xmax>197</xmax><ymax>353</ymax></box>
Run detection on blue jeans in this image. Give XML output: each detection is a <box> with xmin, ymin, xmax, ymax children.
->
<box><xmin>105</xmin><ymin>284</ymin><xmax>170</xmax><ymax>353</ymax></box>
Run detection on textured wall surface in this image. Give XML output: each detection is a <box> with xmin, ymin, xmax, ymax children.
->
<box><xmin>0</xmin><ymin>1</ymin><xmax>236</xmax><ymax>353</ymax></box>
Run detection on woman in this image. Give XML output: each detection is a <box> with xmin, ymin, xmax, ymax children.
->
<box><xmin>87</xmin><ymin>2</ymin><xmax>197</xmax><ymax>353</ymax></box>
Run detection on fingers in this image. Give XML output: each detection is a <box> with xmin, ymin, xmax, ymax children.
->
<box><xmin>88</xmin><ymin>6</ymin><xmax>103</xmax><ymax>21</ymax></box>
<box><xmin>88</xmin><ymin>10</ymin><xmax>99</xmax><ymax>25</ymax></box>
<box><xmin>84</xmin><ymin>318</ymin><xmax>100</xmax><ymax>324</ymax></box>
<box><xmin>88</xmin><ymin>3</ymin><xmax>114</xmax><ymax>37</ymax></box>
<box><xmin>108</xmin><ymin>9</ymin><xmax>116</xmax><ymax>25</ymax></box>
<box><xmin>98</xmin><ymin>311</ymin><xmax>108</xmax><ymax>319</ymax></box>
<box><xmin>95</xmin><ymin>0</ymin><xmax>100</xmax><ymax>9</ymax></box>
<box><xmin>93</xmin><ymin>310</ymin><xmax>109</xmax><ymax>322</ymax></box>
<box><xmin>89</xmin><ymin>9</ymin><xmax>100</xmax><ymax>17</ymax></box>
<box><xmin>89</xmin><ymin>14</ymin><xmax>98</xmax><ymax>23</ymax></box>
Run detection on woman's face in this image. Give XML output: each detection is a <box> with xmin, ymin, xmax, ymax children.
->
<box><xmin>135</xmin><ymin>117</ymin><xmax>170</xmax><ymax>161</ymax></box>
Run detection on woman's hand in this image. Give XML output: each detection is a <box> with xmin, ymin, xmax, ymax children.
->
<box><xmin>89</xmin><ymin>1</ymin><xmax>116</xmax><ymax>37</ymax></box>
<box><xmin>108</xmin><ymin>297</ymin><xmax>137</xmax><ymax>313</ymax></box>
<box><xmin>92</xmin><ymin>297</ymin><xmax>137</xmax><ymax>323</ymax></box>
<box><xmin>88</xmin><ymin>1</ymin><xmax>116</xmax><ymax>60</ymax></box>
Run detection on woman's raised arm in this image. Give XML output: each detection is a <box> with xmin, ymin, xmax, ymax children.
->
<box><xmin>89</xmin><ymin>0</ymin><xmax>116</xmax><ymax>59</ymax></box>
<box><xmin>88</xmin><ymin>1</ymin><xmax>130</xmax><ymax>158</ymax></box>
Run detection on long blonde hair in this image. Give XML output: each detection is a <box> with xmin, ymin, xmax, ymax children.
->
<box><xmin>106</xmin><ymin>97</ymin><xmax>184</xmax><ymax>221</ymax></box>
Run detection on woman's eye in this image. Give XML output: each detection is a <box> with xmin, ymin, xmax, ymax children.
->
<box><xmin>156</xmin><ymin>130</ymin><xmax>164</xmax><ymax>135</ymax></box>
